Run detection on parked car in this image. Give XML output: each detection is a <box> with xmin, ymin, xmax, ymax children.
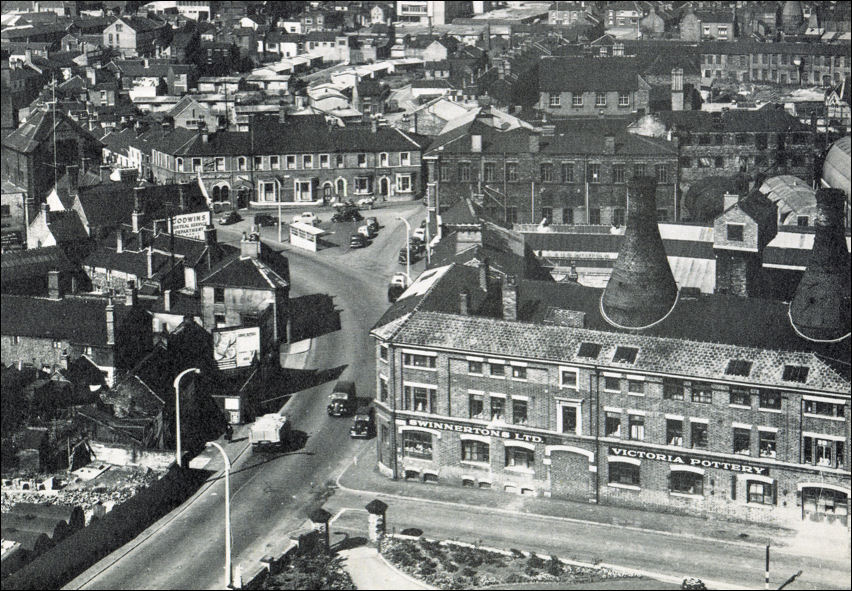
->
<box><xmin>365</xmin><ymin>217</ymin><xmax>379</xmax><ymax>233</ymax></box>
<box><xmin>331</xmin><ymin>203</ymin><xmax>363</xmax><ymax>223</ymax></box>
<box><xmin>254</xmin><ymin>214</ymin><xmax>277</xmax><ymax>227</ymax></box>
<box><xmin>327</xmin><ymin>380</ymin><xmax>357</xmax><ymax>417</ymax></box>
<box><xmin>413</xmin><ymin>227</ymin><xmax>427</xmax><ymax>241</ymax></box>
<box><xmin>388</xmin><ymin>283</ymin><xmax>405</xmax><ymax>303</ymax></box>
<box><xmin>358</xmin><ymin>224</ymin><xmax>376</xmax><ymax>238</ymax></box>
<box><xmin>398</xmin><ymin>246</ymin><xmax>418</xmax><ymax>264</ymax></box>
<box><xmin>292</xmin><ymin>212</ymin><xmax>319</xmax><ymax>225</ymax></box>
<box><xmin>409</xmin><ymin>236</ymin><xmax>424</xmax><ymax>254</ymax></box>
<box><xmin>349</xmin><ymin>407</ymin><xmax>375</xmax><ymax>438</ymax></box>
<box><xmin>357</xmin><ymin>197</ymin><xmax>375</xmax><ymax>208</ymax></box>
<box><xmin>349</xmin><ymin>233</ymin><xmax>368</xmax><ymax>248</ymax></box>
<box><xmin>391</xmin><ymin>272</ymin><xmax>409</xmax><ymax>288</ymax></box>
<box><xmin>218</xmin><ymin>211</ymin><xmax>242</xmax><ymax>225</ymax></box>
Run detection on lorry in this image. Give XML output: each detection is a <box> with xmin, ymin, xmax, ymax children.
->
<box><xmin>349</xmin><ymin>406</ymin><xmax>375</xmax><ymax>438</ymax></box>
<box><xmin>327</xmin><ymin>380</ymin><xmax>357</xmax><ymax>417</ymax></box>
<box><xmin>249</xmin><ymin>413</ymin><xmax>291</xmax><ymax>449</ymax></box>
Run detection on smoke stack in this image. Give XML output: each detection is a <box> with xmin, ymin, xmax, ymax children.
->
<box><xmin>601</xmin><ymin>176</ymin><xmax>678</xmax><ymax>329</ymax></box>
<box><xmin>459</xmin><ymin>289</ymin><xmax>470</xmax><ymax>315</ymax></box>
<box><xmin>479</xmin><ymin>257</ymin><xmax>489</xmax><ymax>292</ymax></box>
<box><xmin>105</xmin><ymin>298</ymin><xmax>115</xmax><ymax>346</ymax></box>
<box><xmin>502</xmin><ymin>275</ymin><xmax>518</xmax><ymax>321</ymax></box>
<box><xmin>116</xmin><ymin>229</ymin><xmax>124</xmax><ymax>253</ymax></box>
<box><xmin>789</xmin><ymin>188</ymin><xmax>851</xmax><ymax>342</ymax></box>
<box><xmin>671</xmin><ymin>68</ymin><xmax>684</xmax><ymax>111</ymax></box>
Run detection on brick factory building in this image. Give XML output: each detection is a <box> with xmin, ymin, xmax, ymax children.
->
<box><xmin>370</xmin><ymin>179</ymin><xmax>850</xmax><ymax>527</ymax></box>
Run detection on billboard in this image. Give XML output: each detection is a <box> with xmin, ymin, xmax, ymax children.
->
<box><xmin>213</xmin><ymin>326</ymin><xmax>260</xmax><ymax>370</ymax></box>
<box><xmin>166</xmin><ymin>210</ymin><xmax>212</xmax><ymax>240</ymax></box>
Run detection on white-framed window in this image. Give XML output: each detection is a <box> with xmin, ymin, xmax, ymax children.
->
<box><xmin>747</xmin><ymin>480</ymin><xmax>775</xmax><ymax>505</ymax></box>
<box><xmin>557</xmin><ymin>401</ymin><xmax>581</xmax><ymax>434</ymax></box>
<box><xmin>603</xmin><ymin>376</ymin><xmax>621</xmax><ymax>392</ymax></box>
<box><xmin>618</xmin><ymin>92</ymin><xmax>630</xmax><ymax>106</ymax></box>
<box><xmin>294</xmin><ymin>180</ymin><xmax>312</xmax><ymax>201</ymax></box>
<box><xmin>548</xmin><ymin>93</ymin><xmax>560</xmax><ymax>107</ymax></box>
<box><xmin>192</xmin><ymin>158</ymin><xmax>202</xmax><ymax>172</ymax></box>
<box><xmin>512</xmin><ymin>398</ymin><xmax>528</xmax><ymax>425</ymax></box>
<box><xmin>270</xmin><ymin>155</ymin><xmax>280</xmax><ymax>169</ymax></box>
<box><xmin>357</xmin><ymin>153</ymin><xmax>367</xmax><ymax>168</ymax></box>
<box><xmin>303</xmin><ymin>154</ymin><xmax>313</xmax><ymax>169</ymax></box>
<box><xmin>238</xmin><ymin>156</ymin><xmax>247</xmax><ymax>171</ymax></box>
<box><xmin>469</xmin><ymin>392</ymin><xmax>485</xmax><ymax>419</ymax></box>
<box><xmin>595</xmin><ymin>92</ymin><xmax>607</xmax><ymax>106</ymax></box>
<box><xmin>215</xmin><ymin>157</ymin><xmax>225</xmax><ymax>171</ymax></box>
<box><xmin>504</xmin><ymin>445</ymin><xmax>535</xmax><ymax>470</ymax></box>
<box><xmin>490</xmin><ymin>395</ymin><xmax>505</xmax><ymax>421</ymax></box>
<box><xmin>379</xmin><ymin>152</ymin><xmax>388</xmax><ymax>166</ymax></box>
<box><xmin>402</xmin><ymin>351</ymin><xmax>436</xmax><ymax>369</ymax></box>
<box><xmin>559</xmin><ymin>367</ymin><xmax>578</xmax><ymax>389</ymax></box>
<box><xmin>400</xmin><ymin>152</ymin><xmax>410</xmax><ymax>166</ymax></box>
<box><xmin>335</xmin><ymin>154</ymin><xmax>345</xmax><ymax>167</ymax></box>
<box><xmin>510</xmin><ymin>365</ymin><xmax>526</xmax><ymax>380</ymax></box>
<box><xmin>404</xmin><ymin>383</ymin><xmax>437</xmax><ymax>413</ymax></box>
<box><xmin>703</xmin><ymin>25</ymin><xmax>711</xmax><ymax>36</ymax></box>
<box><xmin>402</xmin><ymin>430</ymin><xmax>433</xmax><ymax>459</ymax></box>
<box><xmin>395</xmin><ymin>173</ymin><xmax>412</xmax><ymax>193</ymax></box>
<box><xmin>286</xmin><ymin>155</ymin><xmax>296</xmax><ymax>169</ymax></box>
<box><xmin>628</xmin><ymin>414</ymin><xmax>645</xmax><ymax>441</ymax></box>
<box><xmin>572</xmin><ymin>94</ymin><xmax>583</xmax><ymax>106</ymax></box>
<box><xmin>461</xmin><ymin>439</ymin><xmax>490</xmax><ymax>463</ymax></box>
<box><xmin>176</xmin><ymin>157</ymin><xmax>184</xmax><ymax>172</ymax></box>
<box><xmin>254</xmin><ymin>156</ymin><xmax>264</xmax><ymax>170</ymax></box>
<box><xmin>717</xmin><ymin>25</ymin><xmax>728</xmax><ymax>37</ymax></box>
<box><xmin>319</xmin><ymin>154</ymin><xmax>330</xmax><ymax>168</ymax></box>
<box><xmin>627</xmin><ymin>379</ymin><xmax>644</xmax><ymax>395</ymax></box>
<box><xmin>354</xmin><ymin>176</ymin><xmax>372</xmax><ymax>194</ymax></box>
<box><xmin>260</xmin><ymin>181</ymin><xmax>276</xmax><ymax>201</ymax></box>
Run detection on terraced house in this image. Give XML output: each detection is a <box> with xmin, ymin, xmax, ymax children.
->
<box><xmin>371</xmin><ymin>180</ymin><xmax>850</xmax><ymax>527</ymax></box>
<box><xmin>150</xmin><ymin>112</ymin><xmax>427</xmax><ymax>208</ymax></box>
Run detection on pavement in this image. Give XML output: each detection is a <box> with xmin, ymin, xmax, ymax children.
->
<box><xmin>320</xmin><ymin>443</ymin><xmax>852</xmax><ymax>591</ymax></box>
<box><xmin>337</xmin><ymin>546</ymin><xmax>434</xmax><ymax>590</ymax></box>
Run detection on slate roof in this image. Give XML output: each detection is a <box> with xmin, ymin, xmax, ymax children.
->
<box><xmin>73</xmin><ymin>186</ymin><xmax>139</xmax><ymax>229</ymax></box>
<box><xmin>0</xmin><ymin>295</ymin><xmax>130</xmax><ymax>346</ymax></box>
<box><xmin>199</xmin><ymin>255</ymin><xmax>288</xmax><ymax>289</ymax></box>
<box><xmin>655</xmin><ymin>109</ymin><xmax>811</xmax><ymax>133</ymax></box>
<box><xmin>43</xmin><ymin>210</ymin><xmax>88</xmax><ymax>244</ymax></box>
<box><xmin>82</xmin><ymin>247</ymin><xmax>173</xmax><ymax>280</ymax></box>
<box><xmin>0</xmin><ymin>246</ymin><xmax>75</xmax><ymax>284</ymax></box>
<box><xmin>2</xmin><ymin>108</ymin><xmax>102</xmax><ymax>154</ymax></box>
<box><xmin>114</xmin><ymin>16</ymin><xmax>167</xmax><ymax>34</ymax></box>
<box><xmin>539</xmin><ymin>56</ymin><xmax>641</xmax><ymax>93</ymax></box>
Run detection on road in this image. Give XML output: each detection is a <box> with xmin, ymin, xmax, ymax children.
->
<box><xmin>75</xmin><ymin>203</ymin><xmax>424</xmax><ymax>590</ymax></box>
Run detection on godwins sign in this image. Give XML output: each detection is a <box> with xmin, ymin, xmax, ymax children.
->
<box><xmin>609</xmin><ymin>447</ymin><xmax>770</xmax><ymax>475</ymax></box>
<box><xmin>406</xmin><ymin>418</ymin><xmax>546</xmax><ymax>444</ymax></box>
<box><xmin>167</xmin><ymin>211</ymin><xmax>212</xmax><ymax>240</ymax></box>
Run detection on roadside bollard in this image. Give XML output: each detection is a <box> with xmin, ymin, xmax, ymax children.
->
<box><xmin>308</xmin><ymin>508</ymin><xmax>332</xmax><ymax>552</ymax></box>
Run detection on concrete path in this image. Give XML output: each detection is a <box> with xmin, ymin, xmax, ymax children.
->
<box><xmin>337</xmin><ymin>546</ymin><xmax>434</xmax><ymax>590</ymax></box>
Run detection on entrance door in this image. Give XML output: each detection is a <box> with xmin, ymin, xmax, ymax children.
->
<box><xmin>549</xmin><ymin>450</ymin><xmax>592</xmax><ymax>501</ymax></box>
<box><xmin>380</xmin><ymin>177</ymin><xmax>389</xmax><ymax>196</ymax></box>
<box><xmin>802</xmin><ymin>487</ymin><xmax>849</xmax><ymax>525</ymax></box>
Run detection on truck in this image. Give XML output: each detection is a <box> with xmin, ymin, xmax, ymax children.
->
<box><xmin>349</xmin><ymin>406</ymin><xmax>375</xmax><ymax>438</ymax></box>
<box><xmin>249</xmin><ymin>413</ymin><xmax>291</xmax><ymax>449</ymax></box>
<box><xmin>327</xmin><ymin>380</ymin><xmax>357</xmax><ymax>417</ymax></box>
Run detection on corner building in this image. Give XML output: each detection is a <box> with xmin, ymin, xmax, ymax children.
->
<box><xmin>370</xmin><ymin>182</ymin><xmax>851</xmax><ymax>527</ymax></box>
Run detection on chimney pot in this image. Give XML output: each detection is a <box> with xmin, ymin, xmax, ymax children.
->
<box><xmin>459</xmin><ymin>290</ymin><xmax>471</xmax><ymax>315</ymax></box>
<box><xmin>41</xmin><ymin>202</ymin><xmax>50</xmax><ymax>224</ymax></box>
<box><xmin>116</xmin><ymin>229</ymin><xmax>124</xmax><ymax>253</ymax></box>
<box><xmin>48</xmin><ymin>270</ymin><xmax>62</xmax><ymax>299</ymax></box>
<box><xmin>125</xmin><ymin>280</ymin><xmax>137</xmax><ymax>307</ymax></box>
<box><xmin>502</xmin><ymin>275</ymin><xmax>518</xmax><ymax>321</ymax></box>
<box><xmin>163</xmin><ymin>289</ymin><xmax>171</xmax><ymax>313</ymax></box>
<box><xmin>602</xmin><ymin>176</ymin><xmax>678</xmax><ymax>328</ymax></box>
<box><xmin>790</xmin><ymin>188</ymin><xmax>851</xmax><ymax>341</ymax></box>
<box><xmin>105</xmin><ymin>299</ymin><xmax>115</xmax><ymax>346</ymax></box>
<box><xmin>479</xmin><ymin>258</ymin><xmax>489</xmax><ymax>292</ymax></box>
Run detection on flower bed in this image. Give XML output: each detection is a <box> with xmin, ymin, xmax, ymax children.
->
<box><xmin>379</xmin><ymin>537</ymin><xmax>638</xmax><ymax>590</ymax></box>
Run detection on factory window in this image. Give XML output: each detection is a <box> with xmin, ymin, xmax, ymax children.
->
<box><xmin>511</xmin><ymin>366</ymin><xmax>527</xmax><ymax>380</ymax></box>
<box><xmin>759</xmin><ymin>390</ymin><xmax>782</xmax><ymax>410</ymax></box>
<box><xmin>730</xmin><ymin>387</ymin><xmax>751</xmax><ymax>407</ymax></box>
<box><xmin>468</xmin><ymin>360</ymin><xmax>483</xmax><ymax>374</ymax></box>
<box><xmin>572</xmin><ymin>94</ymin><xmax>583</xmax><ymax>107</ymax></box>
<box><xmin>379</xmin><ymin>377</ymin><xmax>388</xmax><ymax>402</ymax></box>
<box><xmin>512</xmin><ymin>399</ymin><xmax>528</xmax><ymax>425</ymax></box>
<box><xmin>612</xmin><ymin>346</ymin><xmax>638</xmax><ymax>364</ymax></box>
<box><xmin>627</xmin><ymin>380</ymin><xmax>644</xmax><ymax>395</ymax></box>
<box><xmin>733</xmin><ymin>428</ymin><xmax>752</xmax><ymax>455</ymax></box>
<box><xmin>748</xmin><ymin>481</ymin><xmax>776</xmax><ymax>505</ymax></box>
<box><xmin>505</xmin><ymin>447</ymin><xmax>534</xmax><ymax>470</ymax></box>
<box><xmin>403</xmin><ymin>431</ymin><xmax>433</xmax><ymax>459</ymax></box>
<box><xmin>558</xmin><ymin>403</ymin><xmax>580</xmax><ymax>434</ymax></box>
<box><xmin>403</xmin><ymin>353</ymin><xmax>436</xmax><ymax>369</ymax></box>
<box><xmin>462</xmin><ymin>440</ymin><xmax>489</xmax><ymax>463</ymax></box>
<box><xmin>670</xmin><ymin>470</ymin><xmax>703</xmax><ymax>495</ymax></box>
<box><xmin>759</xmin><ymin>430</ymin><xmax>776</xmax><ymax>458</ymax></box>
<box><xmin>726</xmin><ymin>223</ymin><xmax>744</xmax><ymax>241</ymax></box>
<box><xmin>725</xmin><ymin>359</ymin><xmax>753</xmax><ymax>377</ymax></box>
<box><xmin>604</xmin><ymin>377</ymin><xmax>621</xmax><ymax>392</ymax></box>
<box><xmin>490</xmin><ymin>397</ymin><xmax>505</xmax><ymax>421</ymax></box>
<box><xmin>561</xmin><ymin>162</ymin><xmax>574</xmax><ymax>183</ymax></box>
<box><xmin>691</xmin><ymin>383</ymin><xmax>712</xmax><ymax>404</ymax></box>
<box><xmin>666</xmin><ymin>419</ymin><xmax>683</xmax><ymax>446</ymax></box>
<box><xmin>588</xmin><ymin>163</ymin><xmax>601</xmax><ymax>183</ymax></box>
<box><xmin>802</xmin><ymin>436</ymin><xmax>843</xmax><ymax>468</ymax></box>
<box><xmin>803</xmin><ymin>399</ymin><xmax>844</xmax><ymax>418</ymax></box>
<box><xmin>469</xmin><ymin>393</ymin><xmax>484</xmax><ymax>419</ymax></box>
<box><xmin>782</xmin><ymin>365</ymin><xmax>809</xmax><ymax>383</ymax></box>
<box><xmin>404</xmin><ymin>385</ymin><xmax>436</xmax><ymax>413</ymax></box>
<box><xmin>605</xmin><ymin>412</ymin><xmax>621</xmax><ymax>437</ymax></box>
<box><xmin>629</xmin><ymin>414</ymin><xmax>645</xmax><ymax>441</ymax></box>
<box><xmin>655</xmin><ymin>164</ymin><xmax>668</xmax><ymax>183</ymax></box>
<box><xmin>483</xmin><ymin>162</ymin><xmax>496</xmax><ymax>182</ymax></box>
<box><xmin>691</xmin><ymin>422</ymin><xmax>709</xmax><ymax>449</ymax></box>
<box><xmin>609</xmin><ymin>462</ymin><xmax>640</xmax><ymax>486</ymax></box>
<box><xmin>560</xmin><ymin>367</ymin><xmax>578</xmax><ymax>388</ymax></box>
<box><xmin>490</xmin><ymin>362</ymin><xmax>505</xmax><ymax>377</ymax></box>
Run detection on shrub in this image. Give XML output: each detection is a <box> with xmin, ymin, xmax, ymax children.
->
<box><xmin>548</xmin><ymin>555</ymin><xmax>564</xmax><ymax>576</ymax></box>
<box><xmin>510</xmin><ymin>548</ymin><xmax>526</xmax><ymax>558</ymax></box>
<box><xmin>527</xmin><ymin>553</ymin><xmax>546</xmax><ymax>570</ymax></box>
<box><xmin>504</xmin><ymin>572</ymin><xmax>530</xmax><ymax>584</ymax></box>
<box><xmin>462</xmin><ymin>567</ymin><xmax>476</xmax><ymax>578</ymax></box>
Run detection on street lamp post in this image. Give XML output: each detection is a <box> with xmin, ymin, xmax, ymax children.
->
<box><xmin>397</xmin><ymin>216</ymin><xmax>411</xmax><ymax>284</ymax></box>
<box><xmin>173</xmin><ymin>368</ymin><xmax>200</xmax><ymax>467</ymax></box>
<box><xmin>206</xmin><ymin>441</ymin><xmax>232</xmax><ymax>588</ymax></box>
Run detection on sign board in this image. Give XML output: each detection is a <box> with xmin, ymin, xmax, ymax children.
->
<box><xmin>608</xmin><ymin>446</ymin><xmax>770</xmax><ymax>475</ymax></box>
<box><xmin>213</xmin><ymin>327</ymin><xmax>260</xmax><ymax>370</ymax></box>
<box><xmin>406</xmin><ymin>418</ymin><xmax>546</xmax><ymax>444</ymax></box>
<box><xmin>166</xmin><ymin>210</ymin><xmax>212</xmax><ymax>240</ymax></box>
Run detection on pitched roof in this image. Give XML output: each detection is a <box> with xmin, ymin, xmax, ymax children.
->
<box><xmin>43</xmin><ymin>210</ymin><xmax>88</xmax><ymax>243</ymax></box>
<box><xmin>82</xmin><ymin>246</ymin><xmax>173</xmax><ymax>280</ymax></box>
<box><xmin>2</xmin><ymin>108</ymin><xmax>102</xmax><ymax>154</ymax></box>
<box><xmin>654</xmin><ymin>109</ymin><xmax>811</xmax><ymax>133</ymax></box>
<box><xmin>199</xmin><ymin>255</ymin><xmax>288</xmax><ymax>289</ymax></box>
<box><xmin>0</xmin><ymin>295</ymin><xmax>132</xmax><ymax>346</ymax></box>
<box><xmin>114</xmin><ymin>16</ymin><xmax>167</xmax><ymax>33</ymax></box>
<box><xmin>539</xmin><ymin>56</ymin><xmax>641</xmax><ymax>93</ymax></box>
<box><xmin>0</xmin><ymin>246</ymin><xmax>75</xmax><ymax>285</ymax></box>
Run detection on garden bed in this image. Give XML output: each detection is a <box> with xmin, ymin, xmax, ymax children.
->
<box><xmin>379</xmin><ymin>537</ymin><xmax>640</xmax><ymax>590</ymax></box>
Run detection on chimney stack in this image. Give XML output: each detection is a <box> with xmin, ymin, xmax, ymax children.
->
<box><xmin>199</xmin><ymin>121</ymin><xmax>209</xmax><ymax>144</ymax></box>
<box><xmin>789</xmin><ymin>188</ymin><xmax>851</xmax><ymax>342</ymax></box>
<box><xmin>459</xmin><ymin>289</ymin><xmax>470</xmax><ymax>315</ymax></box>
<box><xmin>60</xmin><ymin>350</ymin><xmax>69</xmax><ymax>370</ymax></box>
<box><xmin>479</xmin><ymin>257</ymin><xmax>489</xmax><ymax>292</ymax></box>
<box><xmin>41</xmin><ymin>202</ymin><xmax>50</xmax><ymax>224</ymax></box>
<box><xmin>163</xmin><ymin>289</ymin><xmax>171</xmax><ymax>313</ymax></box>
<box><xmin>66</xmin><ymin>164</ymin><xmax>80</xmax><ymax>195</ymax></box>
<box><xmin>471</xmin><ymin>134</ymin><xmax>482</xmax><ymax>152</ymax></box>
<box><xmin>601</xmin><ymin>176</ymin><xmax>678</xmax><ymax>329</ymax></box>
<box><xmin>178</xmin><ymin>183</ymin><xmax>187</xmax><ymax>212</ymax></box>
<box><xmin>204</xmin><ymin>224</ymin><xmax>217</xmax><ymax>246</ymax></box>
<box><xmin>240</xmin><ymin>232</ymin><xmax>261</xmax><ymax>259</ymax></box>
<box><xmin>371</xmin><ymin>118</ymin><xmax>378</xmax><ymax>133</ymax></box>
<box><xmin>48</xmin><ymin>270</ymin><xmax>61</xmax><ymax>300</ymax></box>
<box><xmin>147</xmin><ymin>246</ymin><xmax>154</xmax><ymax>278</ymax></box>
<box><xmin>502</xmin><ymin>275</ymin><xmax>518</xmax><ymax>321</ymax></box>
<box><xmin>105</xmin><ymin>298</ymin><xmax>115</xmax><ymax>346</ymax></box>
<box><xmin>671</xmin><ymin>68</ymin><xmax>684</xmax><ymax>111</ymax></box>
<box><xmin>723</xmin><ymin>192</ymin><xmax>739</xmax><ymax>211</ymax></box>
<box><xmin>116</xmin><ymin>228</ymin><xmax>124</xmax><ymax>253</ymax></box>
<box><xmin>125</xmin><ymin>280</ymin><xmax>137</xmax><ymax>307</ymax></box>
<box><xmin>99</xmin><ymin>164</ymin><xmax>111</xmax><ymax>182</ymax></box>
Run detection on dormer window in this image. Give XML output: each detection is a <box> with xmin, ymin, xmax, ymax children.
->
<box><xmin>577</xmin><ymin>342</ymin><xmax>601</xmax><ymax>359</ymax></box>
<box><xmin>782</xmin><ymin>365</ymin><xmax>809</xmax><ymax>383</ymax></box>
<box><xmin>726</xmin><ymin>223</ymin><xmax>744</xmax><ymax>241</ymax></box>
<box><xmin>612</xmin><ymin>346</ymin><xmax>638</xmax><ymax>364</ymax></box>
<box><xmin>725</xmin><ymin>359</ymin><xmax>753</xmax><ymax>377</ymax></box>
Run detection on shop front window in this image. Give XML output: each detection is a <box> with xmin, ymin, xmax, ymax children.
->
<box><xmin>505</xmin><ymin>447</ymin><xmax>534</xmax><ymax>470</ymax></box>
<box><xmin>403</xmin><ymin>431</ymin><xmax>433</xmax><ymax>459</ymax></box>
<box><xmin>609</xmin><ymin>462</ymin><xmax>640</xmax><ymax>486</ymax></box>
<box><xmin>670</xmin><ymin>470</ymin><xmax>703</xmax><ymax>495</ymax></box>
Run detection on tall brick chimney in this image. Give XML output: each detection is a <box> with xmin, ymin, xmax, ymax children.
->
<box><xmin>789</xmin><ymin>188</ymin><xmax>851</xmax><ymax>341</ymax></box>
<box><xmin>671</xmin><ymin>68</ymin><xmax>684</xmax><ymax>112</ymax></box>
<box><xmin>502</xmin><ymin>275</ymin><xmax>518</xmax><ymax>321</ymax></box>
<box><xmin>459</xmin><ymin>289</ymin><xmax>470</xmax><ymax>315</ymax></box>
<box><xmin>602</xmin><ymin>176</ymin><xmax>678</xmax><ymax>328</ymax></box>
<box><xmin>48</xmin><ymin>269</ymin><xmax>61</xmax><ymax>300</ymax></box>
<box><xmin>105</xmin><ymin>298</ymin><xmax>115</xmax><ymax>346</ymax></box>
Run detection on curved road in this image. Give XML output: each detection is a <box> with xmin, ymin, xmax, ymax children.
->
<box><xmin>74</xmin><ymin>204</ymin><xmax>423</xmax><ymax>590</ymax></box>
